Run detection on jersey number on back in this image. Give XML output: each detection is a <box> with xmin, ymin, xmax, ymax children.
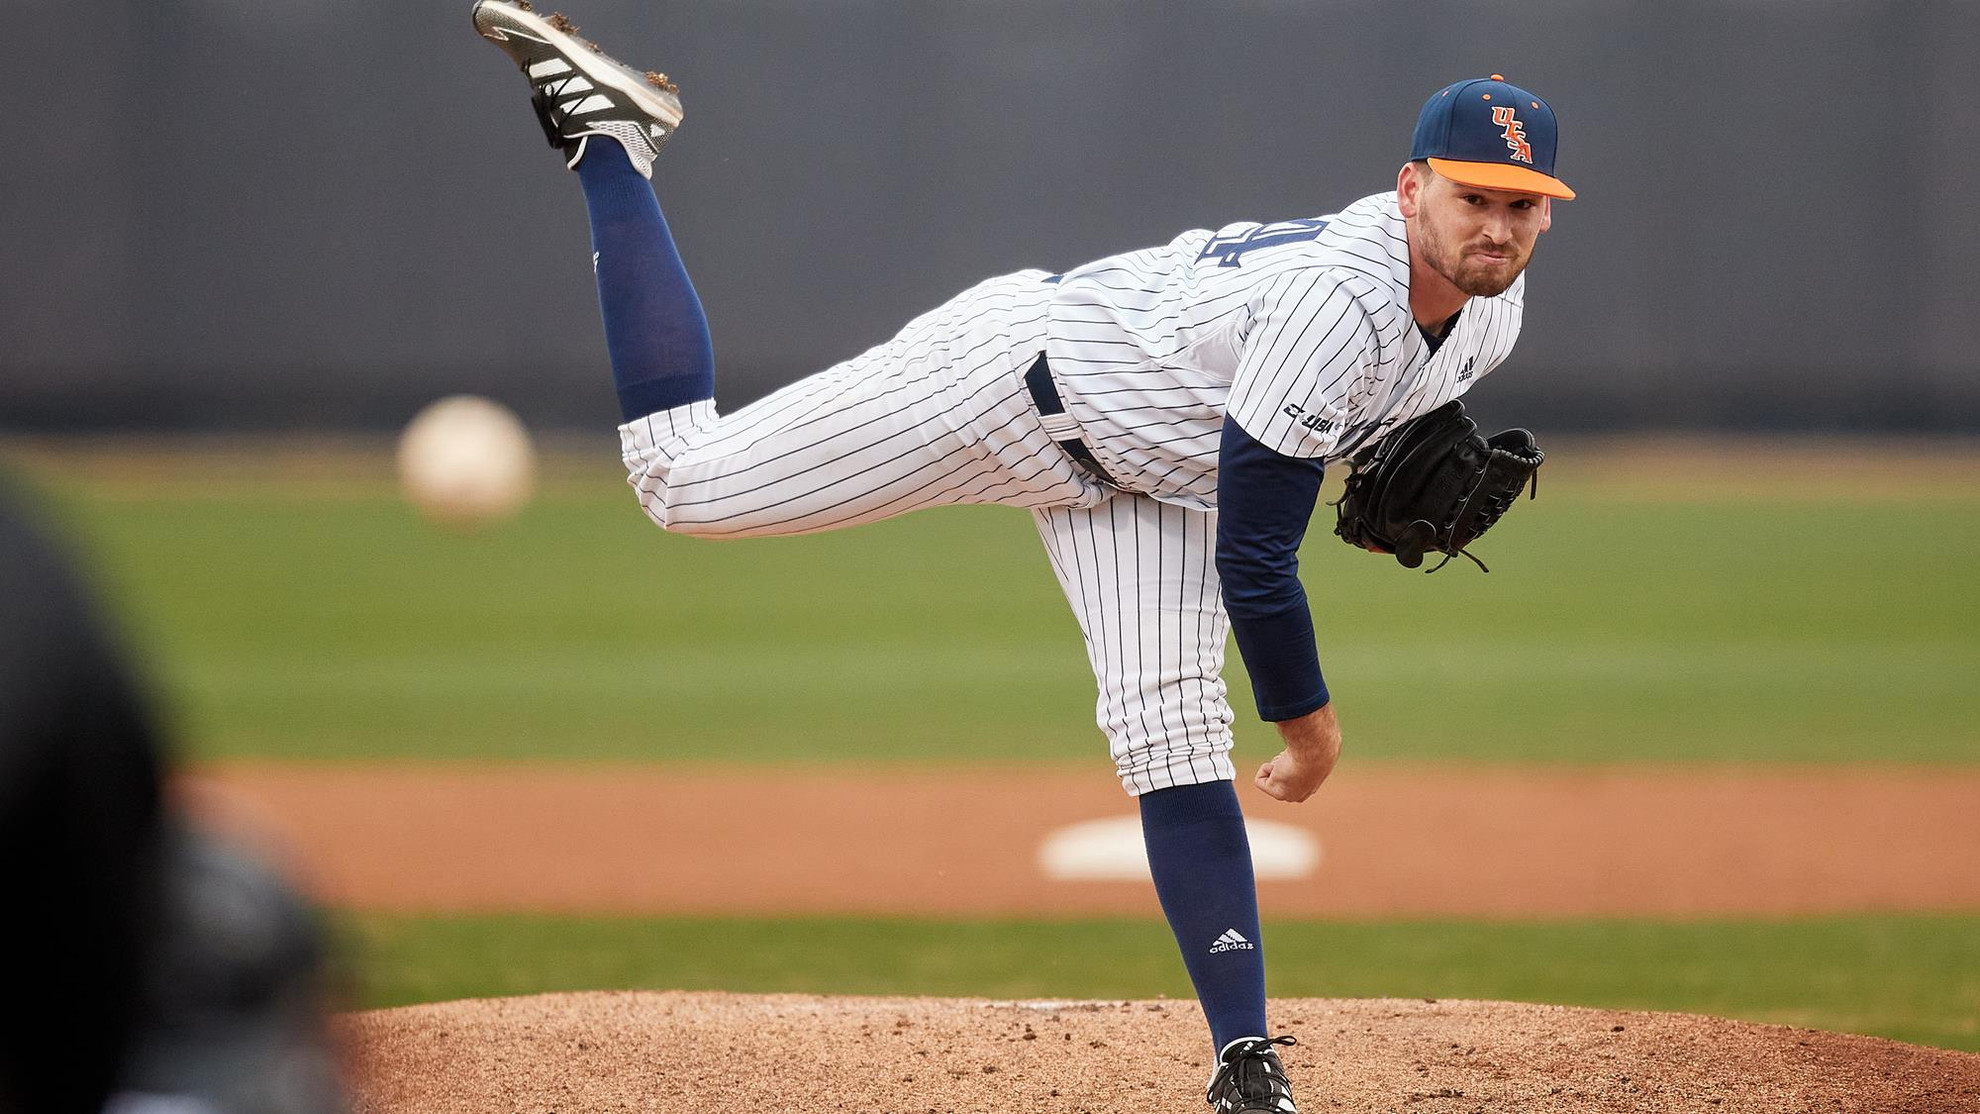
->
<box><xmin>1196</xmin><ymin>219</ymin><xmax>1330</xmax><ymax>268</ymax></box>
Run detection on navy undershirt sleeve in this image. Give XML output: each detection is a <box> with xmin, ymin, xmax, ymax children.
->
<box><xmin>1215</xmin><ymin>417</ymin><xmax>1331</xmax><ymax>721</ymax></box>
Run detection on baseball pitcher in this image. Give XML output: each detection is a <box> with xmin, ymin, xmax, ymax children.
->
<box><xmin>472</xmin><ymin>4</ymin><xmax>1571</xmax><ymax>1109</ymax></box>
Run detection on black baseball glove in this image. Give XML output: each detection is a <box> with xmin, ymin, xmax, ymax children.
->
<box><xmin>1331</xmin><ymin>400</ymin><xmax>1543</xmax><ymax>572</ymax></box>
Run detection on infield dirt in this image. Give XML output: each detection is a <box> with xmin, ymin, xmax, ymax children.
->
<box><xmin>189</xmin><ymin>763</ymin><xmax>1980</xmax><ymax>917</ymax></box>
<box><xmin>342</xmin><ymin>990</ymin><xmax>1980</xmax><ymax>1113</ymax></box>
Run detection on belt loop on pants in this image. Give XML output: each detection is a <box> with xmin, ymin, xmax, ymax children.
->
<box><xmin>1024</xmin><ymin>352</ymin><xmax>1122</xmax><ymax>489</ymax></box>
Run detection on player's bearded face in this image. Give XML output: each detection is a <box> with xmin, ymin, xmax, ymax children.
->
<box><xmin>1407</xmin><ymin>171</ymin><xmax>1549</xmax><ymax>298</ymax></box>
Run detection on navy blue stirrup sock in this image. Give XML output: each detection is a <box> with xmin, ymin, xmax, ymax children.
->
<box><xmin>1139</xmin><ymin>780</ymin><xmax>1269</xmax><ymax>1052</ymax></box>
<box><xmin>574</xmin><ymin>139</ymin><xmax>715</xmax><ymax>422</ymax></box>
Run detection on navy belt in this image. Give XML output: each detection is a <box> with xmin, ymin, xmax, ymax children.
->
<box><xmin>1023</xmin><ymin>352</ymin><xmax>1121</xmax><ymax>488</ymax></box>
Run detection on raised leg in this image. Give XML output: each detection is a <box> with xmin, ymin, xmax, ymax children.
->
<box><xmin>577</xmin><ymin>141</ymin><xmax>716</xmax><ymax>421</ymax></box>
<box><xmin>620</xmin><ymin>272</ymin><xmax>1090</xmax><ymax>538</ymax></box>
<box><xmin>474</xmin><ymin>0</ymin><xmax>711</xmax><ymax>420</ymax></box>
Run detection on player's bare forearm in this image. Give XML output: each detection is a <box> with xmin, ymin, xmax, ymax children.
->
<box><xmin>1253</xmin><ymin>703</ymin><xmax>1342</xmax><ymax>803</ymax></box>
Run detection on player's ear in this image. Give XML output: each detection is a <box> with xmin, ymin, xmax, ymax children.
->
<box><xmin>1539</xmin><ymin>196</ymin><xmax>1552</xmax><ymax>234</ymax></box>
<box><xmin>1396</xmin><ymin>163</ymin><xmax>1422</xmax><ymax>218</ymax></box>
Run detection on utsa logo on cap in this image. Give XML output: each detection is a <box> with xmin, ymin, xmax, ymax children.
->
<box><xmin>1410</xmin><ymin>74</ymin><xmax>1574</xmax><ymax>199</ymax></box>
<box><xmin>1490</xmin><ymin>106</ymin><xmax>1533</xmax><ymax>164</ymax></box>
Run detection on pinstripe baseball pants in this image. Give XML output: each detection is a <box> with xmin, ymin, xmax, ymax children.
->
<box><xmin>618</xmin><ymin>271</ymin><xmax>1238</xmax><ymax>794</ymax></box>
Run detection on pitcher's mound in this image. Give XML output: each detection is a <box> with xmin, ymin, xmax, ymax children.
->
<box><xmin>341</xmin><ymin>991</ymin><xmax>1978</xmax><ymax>1112</ymax></box>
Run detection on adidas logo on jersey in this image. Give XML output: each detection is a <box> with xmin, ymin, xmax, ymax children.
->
<box><xmin>1209</xmin><ymin>929</ymin><xmax>1255</xmax><ymax>954</ymax></box>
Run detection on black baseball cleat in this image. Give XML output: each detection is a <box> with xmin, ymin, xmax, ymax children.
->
<box><xmin>471</xmin><ymin>0</ymin><xmax>683</xmax><ymax>178</ymax></box>
<box><xmin>1206</xmin><ymin>1035</ymin><xmax>1300</xmax><ymax>1114</ymax></box>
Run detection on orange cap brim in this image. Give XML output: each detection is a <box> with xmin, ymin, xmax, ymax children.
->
<box><xmin>1427</xmin><ymin>157</ymin><xmax>1576</xmax><ymax>200</ymax></box>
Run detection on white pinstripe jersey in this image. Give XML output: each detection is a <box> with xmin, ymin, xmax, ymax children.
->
<box><xmin>1044</xmin><ymin>191</ymin><xmax>1526</xmax><ymax>510</ymax></box>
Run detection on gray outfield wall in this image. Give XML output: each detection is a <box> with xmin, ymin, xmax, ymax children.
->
<box><xmin>5</xmin><ymin>0</ymin><xmax>1977</xmax><ymax>432</ymax></box>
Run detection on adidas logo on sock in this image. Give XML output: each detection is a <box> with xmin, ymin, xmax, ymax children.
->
<box><xmin>1208</xmin><ymin>928</ymin><xmax>1255</xmax><ymax>954</ymax></box>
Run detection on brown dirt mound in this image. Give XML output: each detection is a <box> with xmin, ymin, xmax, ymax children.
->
<box><xmin>340</xmin><ymin>991</ymin><xmax>1980</xmax><ymax>1113</ymax></box>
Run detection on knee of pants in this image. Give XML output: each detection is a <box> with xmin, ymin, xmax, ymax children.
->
<box><xmin>628</xmin><ymin>478</ymin><xmax>807</xmax><ymax>540</ymax></box>
<box><xmin>1108</xmin><ymin>730</ymin><xmax>1239</xmax><ymax>797</ymax></box>
<box><xmin>630</xmin><ymin>485</ymin><xmax>747</xmax><ymax>539</ymax></box>
<box><xmin>1084</xmin><ymin>671</ymin><xmax>1239</xmax><ymax>793</ymax></box>
<box><xmin>629</xmin><ymin>481</ymin><xmax>689</xmax><ymax>534</ymax></box>
<box><xmin>1096</xmin><ymin>704</ymin><xmax>1239</xmax><ymax>796</ymax></box>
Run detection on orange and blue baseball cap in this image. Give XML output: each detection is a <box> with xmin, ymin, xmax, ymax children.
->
<box><xmin>1410</xmin><ymin>75</ymin><xmax>1575</xmax><ymax>200</ymax></box>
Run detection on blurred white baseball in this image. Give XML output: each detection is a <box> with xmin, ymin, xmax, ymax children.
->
<box><xmin>396</xmin><ymin>395</ymin><xmax>537</xmax><ymax>525</ymax></box>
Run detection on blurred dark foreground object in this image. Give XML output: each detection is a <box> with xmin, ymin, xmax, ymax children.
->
<box><xmin>104</xmin><ymin>822</ymin><xmax>347</xmax><ymax>1114</ymax></box>
<box><xmin>0</xmin><ymin>476</ymin><xmax>345</xmax><ymax>1114</ymax></box>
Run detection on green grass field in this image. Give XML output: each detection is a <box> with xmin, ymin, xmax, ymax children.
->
<box><xmin>341</xmin><ymin>913</ymin><xmax>1980</xmax><ymax>1052</ymax></box>
<box><xmin>12</xmin><ymin>441</ymin><xmax>1980</xmax><ymax>1053</ymax></box>
<box><xmin>26</xmin><ymin>451</ymin><xmax>1980</xmax><ymax>765</ymax></box>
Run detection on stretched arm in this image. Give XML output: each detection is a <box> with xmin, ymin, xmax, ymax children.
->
<box><xmin>1215</xmin><ymin>417</ymin><xmax>1342</xmax><ymax>802</ymax></box>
